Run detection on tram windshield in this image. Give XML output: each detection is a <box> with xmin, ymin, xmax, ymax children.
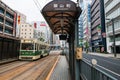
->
<box><xmin>21</xmin><ymin>43</ymin><xmax>34</xmax><ymax>50</ymax></box>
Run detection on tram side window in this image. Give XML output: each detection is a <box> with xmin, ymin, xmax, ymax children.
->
<box><xmin>21</xmin><ymin>43</ymin><xmax>34</xmax><ymax>50</ymax></box>
<box><xmin>42</xmin><ymin>45</ymin><xmax>46</xmax><ymax>49</ymax></box>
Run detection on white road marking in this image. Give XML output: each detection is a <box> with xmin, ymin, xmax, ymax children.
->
<box><xmin>83</xmin><ymin>58</ymin><xmax>120</xmax><ymax>77</ymax></box>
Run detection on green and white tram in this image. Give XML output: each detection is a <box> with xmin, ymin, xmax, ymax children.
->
<box><xmin>19</xmin><ymin>39</ymin><xmax>49</xmax><ymax>60</ymax></box>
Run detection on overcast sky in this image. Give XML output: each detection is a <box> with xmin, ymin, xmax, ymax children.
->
<box><xmin>2</xmin><ymin>0</ymin><xmax>77</xmax><ymax>23</ymax></box>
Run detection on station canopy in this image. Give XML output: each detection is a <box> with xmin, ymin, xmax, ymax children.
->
<box><xmin>42</xmin><ymin>0</ymin><xmax>82</xmax><ymax>34</ymax></box>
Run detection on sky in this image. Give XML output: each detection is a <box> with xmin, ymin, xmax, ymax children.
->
<box><xmin>2</xmin><ymin>0</ymin><xmax>77</xmax><ymax>23</ymax></box>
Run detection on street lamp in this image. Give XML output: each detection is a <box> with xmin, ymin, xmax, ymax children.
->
<box><xmin>106</xmin><ymin>18</ymin><xmax>116</xmax><ymax>57</ymax></box>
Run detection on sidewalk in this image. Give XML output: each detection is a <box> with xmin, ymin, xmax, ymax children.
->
<box><xmin>49</xmin><ymin>55</ymin><xmax>71</xmax><ymax>80</ymax></box>
<box><xmin>87</xmin><ymin>52</ymin><xmax>120</xmax><ymax>59</ymax></box>
<box><xmin>0</xmin><ymin>58</ymin><xmax>18</xmax><ymax>65</ymax></box>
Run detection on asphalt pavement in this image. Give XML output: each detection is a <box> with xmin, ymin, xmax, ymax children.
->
<box><xmin>83</xmin><ymin>53</ymin><xmax>120</xmax><ymax>79</ymax></box>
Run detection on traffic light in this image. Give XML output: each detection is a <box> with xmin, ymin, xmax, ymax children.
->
<box><xmin>18</xmin><ymin>16</ymin><xmax>20</xmax><ymax>24</ymax></box>
<box><xmin>34</xmin><ymin>23</ymin><xmax>37</xmax><ymax>28</ymax></box>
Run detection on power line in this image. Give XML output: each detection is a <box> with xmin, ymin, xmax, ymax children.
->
<box><xmin>35</xmin><ymin>0</ymin><xmax>42</xmax><ymax>9</ymax></box>
<box><xmin>33</xmin><ymin>0</ymin><xmax>41</xmax><ymax>11</ymax></box>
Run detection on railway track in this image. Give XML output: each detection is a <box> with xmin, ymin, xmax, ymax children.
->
<box><xmin>0</xmin><ymin>61</ymin><xmax>29</xmax><ymax>74</ymax></box>
<box><xmin>0</xmin><ymin>54</ymin><xmax>59</xmax><ymax>80</ymax></box>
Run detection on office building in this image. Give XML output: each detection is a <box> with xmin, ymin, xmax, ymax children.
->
<box><xmin>78</xmin><ymin>0</ymin><xmax>84</xmax><ymax>46</ymax></box>
<box><xmin>104</xmin><ymin>0</ymin><xmax>120</xmax><ymax>53</ymax></box>
<box><xmin>20</xmin><ymin>23</ymin><xmax>35</xmax><ymax>39</ymax></box>
<box><xmin>91</xmin><ymin>0</ymin><xmax>106</xmax><ymax>52</ymax></box>
<box><xmin>82</xmin><ymin>2</ymin><xmax>91</xmax><ymax>51</ymax></box>
<box><xmin>0</xmin><ymin>0</ymin><xmax>20</xmax><ymax>61</ymax></box>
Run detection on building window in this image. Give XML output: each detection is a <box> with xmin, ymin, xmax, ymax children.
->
<box><xmin>6</xmin><ymin>12</ymin><xmax>13</xmax><ymax>19</ymax></box>
<box><xmin>5</xmin><ymin>20</ymin><xmax>13</xmax><ymax>27</ymax></box>
<box><xmin>0</xmin><ymin>26</ymin><xmax>3</xmax><ymax>32</ymax></box>
<box><xmin>0</xmin><ymin>7</ymin><xmax>4</xmax><ymax>14</ymax></box>
<box><xmin>0</xmin><ymin>17</ymin><xmax>4</xmax><ymax>23</ymax></box>
<box><xmin>4</xmin><ymin>28</ymin><xmax>13</xmax><ymax>34</ymax></box>
<box><xmin>114</xmin><ymin>20</ymin><xmax>120</xmax><ymax>30</ymax></box>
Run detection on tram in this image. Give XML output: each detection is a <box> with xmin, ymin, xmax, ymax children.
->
<box><xmin>19</xmin><ymin>39</ymin><xmax>49</xmax><ymax>60</ymax></box>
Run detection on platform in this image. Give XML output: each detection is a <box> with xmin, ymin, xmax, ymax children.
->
<box><xmin>50</xmin><ymin>55</ymin><xmax>71</xmax><ymax>80</ymax></box>
<box><xmin>0</xmin><ymin>58</ymin><xmax>18</xmax><ymax>65</ymax></box>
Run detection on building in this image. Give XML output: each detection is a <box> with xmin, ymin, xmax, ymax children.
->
<box><xmin>78</xmin><ymin>0</ymin><xmax>84</xmax><ymax>47</ymax></box>
<box><xmin>0</xmin><ymin>1</ymin><xmax>16</xmax><ymax>36</ymax></box>
<box><xmin>91</xmin><ymin>0</ymin><xmax>106</xmax><ymax>52</ymax></box>
<box><xmin>20</xmin><ymin>23</ymin><xmax>35</xmax><ymax>39</ymax></box>
<box><xmin>35</xmin><ymin>30</ymin><xmax>46</xmax><ymax>41</ymax></box>
<box><xmin>16</xmin><ymin>11</ymin><xmax>26</xmax><ymax>37</ymax></box>
<box><xmin>0</xmin><ymin>0</ymin><xmax>20</xmax><ymax>61</ymax></box>
<box><xmin>16</xmin><ymin>11</ymin><xmax>26</xmax><ymax>24</ymax></box>
<box><xmin>104</xmin><ymin>0</ymin><xmax>120</xmax><ymax>53</ymax></box>
<box><xmin>32</xmin><ymin>21</ymin><xmax>51</xmax><ymax>43</ymax></box>
<box><xmin>82</xmin><ymin>1</ymin><xmax>91</xmax><ymax>51</ymax></box>
<box><xmin>78</xmin><ymin>0</ymin><xmax>92</xmax><ymax>50</ymax></box>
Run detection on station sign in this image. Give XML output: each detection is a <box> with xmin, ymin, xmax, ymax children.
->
<box><xmin>53</xmin><ymin>3</ymin><xmax>71</xmax><ymax>10</ymax></box>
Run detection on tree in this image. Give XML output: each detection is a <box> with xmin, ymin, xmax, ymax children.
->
<box><xmin>84</xmin><ymin>41</ymin><xmax>89</xmax><ymax>53</ymax></box>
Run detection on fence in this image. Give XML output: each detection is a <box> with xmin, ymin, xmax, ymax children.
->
<box><xmin>80</xmin><ymin>59</ymin><xmax>118</xmax><ymax>80</ymax></box>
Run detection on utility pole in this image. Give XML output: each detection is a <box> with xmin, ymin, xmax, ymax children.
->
<box><xmin>111</xmin><ymin>19</ymin><xmax>116</xmax><ymax>57</ymax></box>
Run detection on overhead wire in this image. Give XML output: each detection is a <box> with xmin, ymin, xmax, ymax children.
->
<box><xmin>33</xmin><ymin>0</ymin><xmax>50</xmax><ymax>28</ymax></box>
<box><xmin>35</xmin><ymin>0</ymin><xmax>42</xmax><ymax>10</ymax></box>
<box><xmin>33</xmin><ymin>0</ymin><xmax>41</xmax><ymax>11</ymax></box>
<box><xmin>33</xmin><ymin>0</ymin><xmax>51</xmax><ymax>11</ymax></box>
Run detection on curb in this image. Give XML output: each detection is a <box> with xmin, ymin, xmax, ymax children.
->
<box><xmin>46</xmin><ymin>55</ymin><xmax>60</xmax><ymax>80</ymax></box>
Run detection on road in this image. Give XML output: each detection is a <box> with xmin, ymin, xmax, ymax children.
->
<box><xmin>83</xmin><ymin>53</ymin><xmax>120</xmax><ymax>79</ymax></box>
